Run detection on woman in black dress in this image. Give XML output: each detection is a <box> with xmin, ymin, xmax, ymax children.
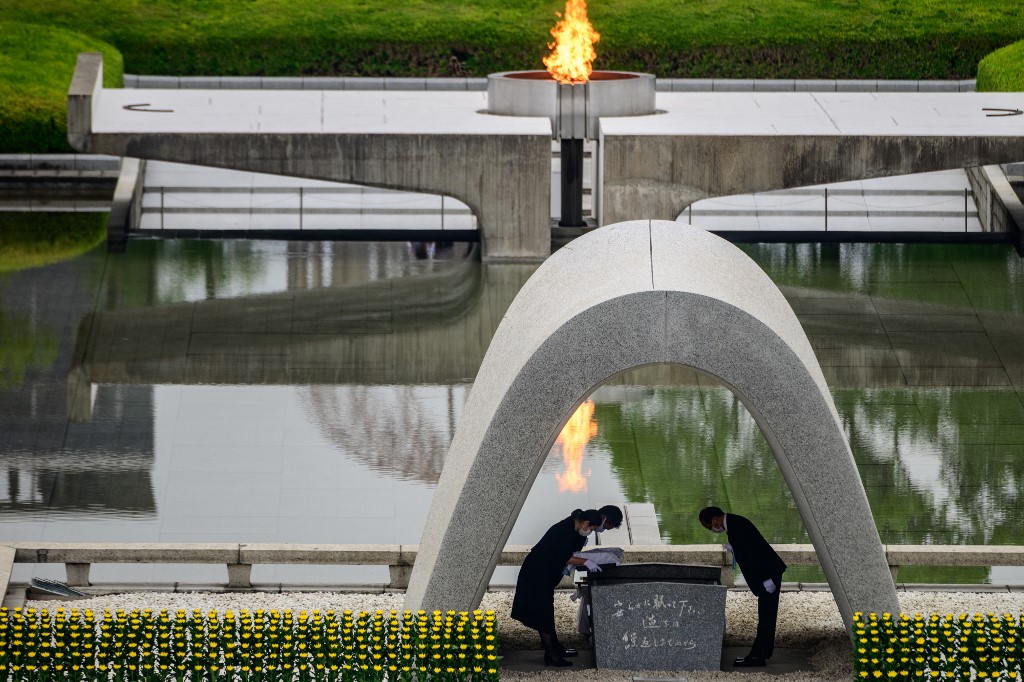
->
<box><xmin>511</xmin><ymin>508</ymin><xmax>603</xmax><ymax>667</ymax></box>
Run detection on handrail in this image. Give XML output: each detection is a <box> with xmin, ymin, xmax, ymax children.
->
<box><xmin>685</xmin><ymin>187</ymin><xmax>979</xmax><ymax>232</ymax></box>
<box><xmin>3</xmin><ymin>542</ymin><xmax>1023</xmax><ymax>593</ymax></box>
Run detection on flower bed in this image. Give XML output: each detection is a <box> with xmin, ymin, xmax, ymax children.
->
<box><xmin>854</xmin><ymin>612</ymin><xmax>1022</xmax><ymax>679</ymax></box>
<box><xmin>0</xmin><ymin>606</ymin><xmax>499</xmax><ymax>681</ymax></box>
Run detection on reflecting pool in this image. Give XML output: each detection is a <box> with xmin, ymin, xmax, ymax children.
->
<box><xmin>2</xmin><ymin>237</ymin><xmax>1024</xmax><ymax>584</ymax></box>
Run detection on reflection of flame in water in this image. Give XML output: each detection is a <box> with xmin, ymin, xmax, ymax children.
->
<box><xmin>555</xmin><ymin>399</ymin><xmax>598</xmax><ymax>492</ymax></box>
<box><xmin>543</xmin><ymin>0</ymin><xmax>600</xmax><ymax>84</ymax></box>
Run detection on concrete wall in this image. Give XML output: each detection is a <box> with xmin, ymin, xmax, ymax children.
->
<box><xmin>599</xmin><ymin>135</ymin><xmax>1024</xmax><ymax>226</ymax></box>
<box><xmin>966</xmin><ymin>164</ymin><xmax>1024</xmax><ymax>234</ymax></box>
<box><xmin>105</xmin><ymin>158</ymin><xmax>144</xmax><ymax>251</ymax></box>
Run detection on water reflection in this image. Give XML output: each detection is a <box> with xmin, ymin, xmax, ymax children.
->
<box><xmin>298</xmin><ymin>385</ymin><xmax>467</xmax><ymax>484</ymax></box>
<box><xmin>0</xmin><ymin>383</ymin><xmax>155</xmax><ymax>518</ymax></box>
<box><xmin>588</xmin><ymin>380</ymin><xmax>1018</xmax><ymax>582</ymax></box>
<box><xmin>1</xmin><ymin>237</ymin><xmax>1024</xmax><ymax>583</ymax></box>
<box><xmin>0</xmin><ymin>310</ymin><xmax>58</xmax><ymax>390</ymax></box>
<box><xmin>69</xmin><ymin>243</ymin><xmax>526</xmax><ymax>395</ymax></box>
<box><xmin>554</xmin><ymin>400</ymin><xmax>598</xmax><ymax>493</ymax></box>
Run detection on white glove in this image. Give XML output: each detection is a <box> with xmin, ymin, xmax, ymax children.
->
<box><xmin>583</xmin><ymin>559</ymin><xmax>602</xmax><ymax>572</ymax></box>
<box><xmin>723</xmin><ymin>542</ymin><xmax>733</xmax><ymax>554</ymax></box>
<box><xmin>763</xmin><ymin>578</ymin><xmax>776</xmax><ymax>594</ymax></box>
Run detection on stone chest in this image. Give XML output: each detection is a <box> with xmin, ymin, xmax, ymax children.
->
<box><xmin>587</xmin><ymin>563</ymin><xmax>727</xmax><ymax>670</ymax></box>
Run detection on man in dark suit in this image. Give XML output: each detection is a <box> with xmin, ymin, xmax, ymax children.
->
<box><xmin>699</xmin><ymin>506</ymin><xmax>787</xmax><ymax>668</ymax></box>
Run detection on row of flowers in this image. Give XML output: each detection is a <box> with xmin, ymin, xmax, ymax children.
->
<box><xmin>853</xmin><ymin>612</ymin><xmax>1022</xmax><ymax>680</ymax></box>
<box><xmin>0</xmin><ymin>606</ymin><xmax>499</xmax><ymax>681</ymax></box>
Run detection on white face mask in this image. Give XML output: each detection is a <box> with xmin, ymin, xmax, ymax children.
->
<box><xmin>709</xmin><ymin>526</ymin><xmax>725</xmax><ymax>534</ymax></box>
<box><xmin>595</xmin><ymin>521</ymin><xmax>606</xmax><ymax>534</ymax></box>
<box><xmin>578</xmin><ymin>528</ymin><xmax>593</xmax><ymax>537</ymax></box>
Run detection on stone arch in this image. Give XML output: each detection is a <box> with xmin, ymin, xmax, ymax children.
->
<box><xmin>404</xmin><ymin>220</ymin><xmax>899</xmax><ymax>630</ymax></box>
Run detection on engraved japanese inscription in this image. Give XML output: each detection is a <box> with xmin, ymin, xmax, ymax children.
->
<box><xmin>590</xmin><ymin>581</ymin><xmax>727</xmax><ymax>670</ymax></box>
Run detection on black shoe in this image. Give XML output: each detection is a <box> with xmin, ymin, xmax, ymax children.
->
<box><xmin>733</xmin><ymin>655</ymin><xmax>767</xmax><ymax>668</ymax></box>
<box><xmin>544</xmin><ymin>653</ymin><xmax>573</xmax><ymax>667</ymax></box>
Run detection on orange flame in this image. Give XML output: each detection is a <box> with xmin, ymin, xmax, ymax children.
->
<box><xmin>543</xmin><ymin>0</ymin><xmax>601</xmax><ymax>85</ymax></box>
<box><xmin>555</xmin><ymin>399</ymin><xmax>598</xmax><ymax>493</ymax></box>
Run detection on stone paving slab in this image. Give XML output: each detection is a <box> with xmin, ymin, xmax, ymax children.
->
<box><xmin>603</xmin><ymin>92</ymin><xmax>1024</xmax><ymax>137</ymax></box>
<box><xmin>93</xmin><ymin>89</ymin><xmax>548</xmax><ymax>135</ymax></box>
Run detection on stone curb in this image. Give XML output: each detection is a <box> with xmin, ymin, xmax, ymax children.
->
<box><xmin>0</xmin><ymin>154</ymin><xmax>120</xmax><ymax>171</ymax></box>
<box><xmin>123</xmin><ymin>74</ymin><xmax>977</xmax><ymax>93</ymax></box>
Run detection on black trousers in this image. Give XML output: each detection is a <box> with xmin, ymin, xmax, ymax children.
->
<box><xmin>748</xmin><ymin>572</ymin><xmax>783</xmax><ymax>659</ymax></box>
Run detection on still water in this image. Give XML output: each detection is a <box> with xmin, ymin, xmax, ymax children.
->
<box><xmin>2</xmin><ymin>238</ymin><xmax>1024</xmax><ymax>585</ymax></box>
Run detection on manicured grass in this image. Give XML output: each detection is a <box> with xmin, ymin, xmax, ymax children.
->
<box><xmin>2</xmin><ymin>0</ymin><xmax>1022</xmax><ymax>80</ymax></box>
<box><xmin>977</xmin><ymin>39</ymin><xmax>1024</xmax><ymax>92</ymax></box>
<box><xmin>0</xmin><ymin>212</ymin><xmax>106</xmax><ymax>272</ymax></box>
<box><xmin>0</xmin><ymin>22</ymin><xmax>122</xmax><ymax>153</ymax></box>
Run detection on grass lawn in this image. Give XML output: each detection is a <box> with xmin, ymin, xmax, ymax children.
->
<box><xmin>2</xmin><ymin>0</ymin><xmax>1023</xmax><ymax>80</ymax></box>
<box><xmin>0</xmin><ymin>212</ymin><xmax>106</xmax><ymax>272</ymax></box>
<box><xmin>0</xmin><ymin>22</ymin><xmax>122</xmax><ymax>153</ymax></box>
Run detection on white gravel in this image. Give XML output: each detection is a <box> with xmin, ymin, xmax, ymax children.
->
<box><xmin>24</xmin><ymin>588</ymin><xmax>1024</xmax><ymax>681</ymax></box>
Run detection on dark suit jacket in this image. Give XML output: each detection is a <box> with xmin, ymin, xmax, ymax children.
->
<box><xmin>510</xmin><ymin>515</ymin><xmax>587</xmax><ymax>632</ymax></box>
<box><xmin>726</xmin><ymin>513</ymin><xmax>787</xmax><ymax>586</ymax></box>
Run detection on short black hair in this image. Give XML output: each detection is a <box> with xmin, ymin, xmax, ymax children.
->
<box><xmin>698</xmin><ymin>506</ymin><xmax>724</xmax><ymax>525</ymax></box>
<box><xmin>599</xmin><ymin>505</ymin><xmax>624</xmax><ymax>528</ymax></box>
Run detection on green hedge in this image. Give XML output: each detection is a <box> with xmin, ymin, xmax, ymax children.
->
<box><xmin>978</xmin><ymin>39</ymin><xmax>1024</xmax><ymax>92</ymax></box>
<box><xmin>0</xmin><ymin>212</ymin><xmax>106</xmax><ymax>272</ymax></box>
<box><xmin>2</xmin><ymin>0</ymin><xmax>1023</xmax><ymax>79</ymax></box>
<box><xmin>0</xmin><ymin>22</ymin><xmax>122</xmax><ymax>153</ymax></box>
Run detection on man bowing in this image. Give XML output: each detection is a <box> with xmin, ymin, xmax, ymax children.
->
<box><xmin>699</xmin><ymin>506</ymin><xmax>787</xmax><ymax>668</ymax></box>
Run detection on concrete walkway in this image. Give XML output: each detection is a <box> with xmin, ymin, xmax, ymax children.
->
<box><xmin>91</xmin><ymin>87</ymin><xmax>1021</xmax><ymax>139</ymax></box>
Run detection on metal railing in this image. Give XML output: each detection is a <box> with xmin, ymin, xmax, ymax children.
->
<box><xmin>685</xmin><ymin>188</ymin><xmax>979</xmax><ymax>232</ymax></box>
<box><xmin>147</xmin><ymin>186</ymin><xmax>475</xmax><ymax>233</ymax></box>
<box><xmin>4</xmin><ymin>543</ymin><xmax>1023</xmax><ymax>594</ymax></box>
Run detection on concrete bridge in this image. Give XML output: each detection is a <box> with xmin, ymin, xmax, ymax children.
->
<box><xmin>68</xmin><ymin>54</ymin><xmax>1024</xmax><ymax>260</ymax></box>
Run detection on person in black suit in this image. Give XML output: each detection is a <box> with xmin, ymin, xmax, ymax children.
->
<box><xmin>699</xmin><ymin>506</ymin><xmax>787</xmax><ymax>668</ymax></box>
<box><xmin>511</xmin><ymin>508</ymin><xmax>604</xmax><ymax>667</ymax></box>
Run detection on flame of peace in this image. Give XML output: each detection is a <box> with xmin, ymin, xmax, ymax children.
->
<box><xmin>543</xmin><ymin>0</ymin><xmax>601</xmax><ymax>85</ymax></box>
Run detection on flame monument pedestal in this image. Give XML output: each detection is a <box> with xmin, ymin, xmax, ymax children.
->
<box><xmin>487</xmin><ymin>71</ymin><xmax>656</xmax><ymax>227</ymax></box>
